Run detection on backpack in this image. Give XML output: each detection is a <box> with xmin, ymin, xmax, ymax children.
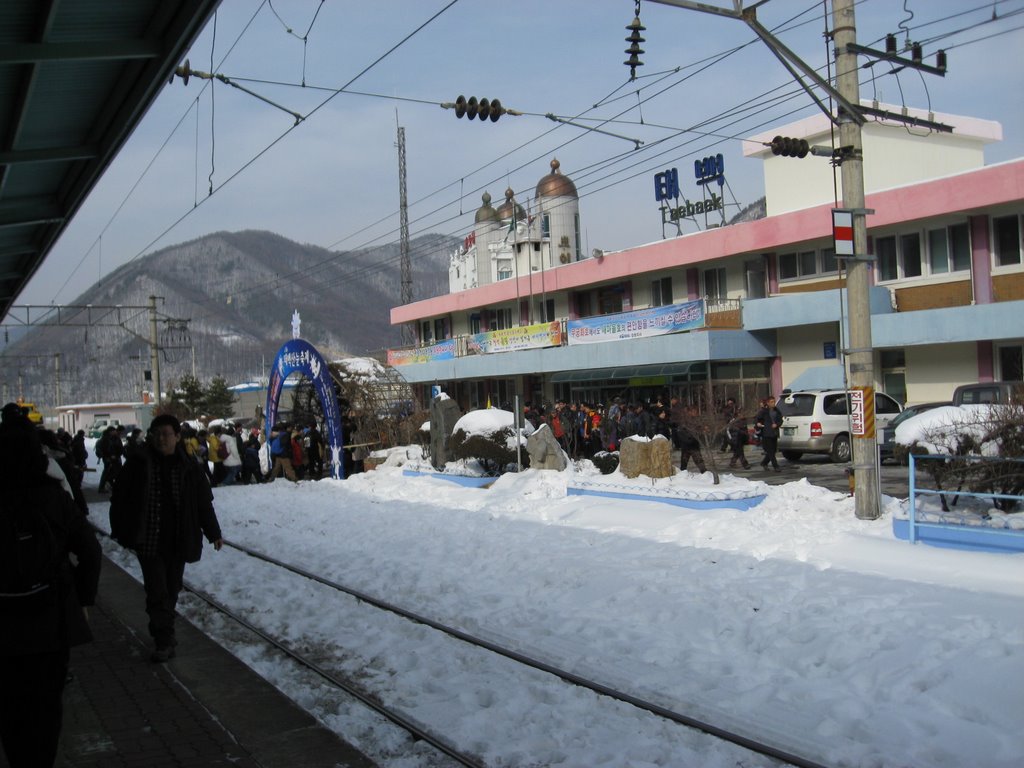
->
<box><xmin>95</xmin><ymin>438</ymin><xmax>105</xmax><ymax>460</ymax></box>
<box><xmin>216</xmin><ymin>440</ymin><xmax>229</xmax><ymax>460</ymax></box>
<box><xmin>0</xmin><ymin>503</ymin><xmax>61</xmax><ymax>616</ymax></box>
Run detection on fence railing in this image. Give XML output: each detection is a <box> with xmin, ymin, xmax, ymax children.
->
<box><xmin>907</xmin><ymin>453</ymin><xmax>1024</xmax><ymax>545</ymax></box>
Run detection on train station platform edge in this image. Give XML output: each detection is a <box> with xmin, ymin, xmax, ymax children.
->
<box><xmin>2</xmin><ymin>553</ymin><xmax>376</xmax><ymax>768</ymax></box>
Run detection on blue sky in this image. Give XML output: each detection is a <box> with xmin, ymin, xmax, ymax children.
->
<box><xmin>17</xmin><ymin>0</ymin><xmax>1024</xmax><ymax>308</ymax></box>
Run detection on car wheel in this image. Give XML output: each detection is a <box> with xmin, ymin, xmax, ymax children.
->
<box><xmin>830</xmin><ymin>434</ymin><xmax>851</xmax><ymax>463</ymax></box>
<box><xmin>781</xmin><ymin>450</ymin><xmax>803</xmax><ymax>461</ymax></box>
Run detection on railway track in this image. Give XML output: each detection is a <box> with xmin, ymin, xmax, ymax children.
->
<box><xmin>166</xmin><ymin>537</ymin><xmax>834</xmax><ymax>768</ymax></box>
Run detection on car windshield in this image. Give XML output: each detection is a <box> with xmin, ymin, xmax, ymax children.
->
<box><xmin>778</xmin><ymin>394</ymin><xmax>816</xmax><ymax>417</ymax></box>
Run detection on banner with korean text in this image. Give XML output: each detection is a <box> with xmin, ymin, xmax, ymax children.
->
<box><xmin>468</xmin><ymin>321</ymin><xmax>563</xmax><ymax>355</ymax></box>
<box><xmin>567</xmin><ymin>299</ymin><xmax>704</xmax><ymax>345</ymax></box>
<box><xmin>387</xmin><ymin>339</ymin><xmax>457</xmax><ymax>366</ymax></box>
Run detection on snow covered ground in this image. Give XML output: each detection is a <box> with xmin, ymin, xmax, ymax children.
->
<box><xmin>84</xmin><ymin>438</ymin><xmax>1024</xmax><ymax>768</ymax></box>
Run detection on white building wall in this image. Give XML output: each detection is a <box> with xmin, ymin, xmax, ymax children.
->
<box><xmin>744</xmin><ymin>104</ymin><xmax>1001</xmax><ymax>216</ymax></box>
<box><xmin>778</xmin><ymin>323</ymin><xmax>842</xmax><ymax>388</ymax></box>
<box><xmin>542</xmin><ymin>194</ymin><xmax>579</xmax><ymax>265</ymax></box>
<box><xmin>904</xmin><ymin>343</ymin><xmax>977</xmax><ymax>403</ymax></box>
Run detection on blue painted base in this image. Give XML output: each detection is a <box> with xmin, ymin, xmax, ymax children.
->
<box><xmin>567</xmin><ymin>486</ymin><xmax>766</xmax><ymax>511</ymax></box>
<box><xmin>892</xmin><ymin>517</ymin><xmax>1024</xmax><ymax>554</ymax></box>
<box><xmin>402</xmin><ymin>469</ymin><xmax>494</xmax><ymax>488</ymax></box>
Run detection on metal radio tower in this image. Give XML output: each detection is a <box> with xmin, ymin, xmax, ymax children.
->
<box><xmin>397</xmin><ymin>122</ymin><xmax>414</xmax><ymax>345</ymax></box>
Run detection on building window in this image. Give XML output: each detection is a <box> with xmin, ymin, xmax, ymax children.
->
<box><xmin>536</xmin><ymin>298</ymin><xmax>555</xmax><ymax>323</ymax></box>
<box><xmin>998</xmin><ymin>344</ymin><xmax>1023</xmax><ymax>381</ymax></box>
<box><xmin>651</xmin><ymin>277</ymin><xmax>673</xmax><ymax>307</ymax></box>
<box><xmin>434</xmin><ymin>318</ymin><xmax>447</xmax><ymax>341</ymax></box>
<box><xmin>598</xmin><ymin>284</ymin><xmax>624</xmax><ymax>315</ymax></box>
<box><xmin>878</xmin><ymin>224</ymin><xmax>972</xmax><ymax>282</ymax></box>
<box><xmin>778</xmin><ymin>248</ymin><xmax>835</xmax><ymax>280</ymax></box>
<box><xmin>799</xmin><ymin>250</ymin><xmax>817</xmax><ymax>277</ymax></box>
<box><xmin>420</xmin><ymin>321</ymin><xmax>432</xmax><ymax>344</ymax></box>
<box><xmin>993</xmin><ymin>214</ymin><xmax>1021</xmax><ymax>267</ymax></box>
<box><xmin>469</xmin><ymin>314</ymin><xmax>481</xmax><ymax>334</ymax></box>
<box><xmin>928</xmin><ymin>222</ymin><xmax>971</xmax><ymax>274</ymax></box>
<box><xmin>541</xmin><ymin>214</ymin><xmax>550</xmax><ymax>239</ymax></box>
<box><xmin>574</xmin><ymin>214</ymin><xmax>581</xmax><ymax>260</ymax></box>
<box><xmin>778</xmin><ymin>253</ymin><xmax>799</xmax><ymax>280</ymax></box>
<box><xmin>901</xmin><ymin>233</ymin><xmax>922</xmax><ymax>278</ymax></box>
<box><xmin>481</xmin><ymin>308</ymin><xmax>512</xmax><ymax>330</ymax></box>
<box><xmin>703</xmin><ymin>267</ymin><xmax>726</xmax><ymax>301</ymax></box>
<box><xmin>575</xmin><ymin>291</ymin><xmax>593</xmax><ymax>318</ymax></box>
<box><xmin>820</xmin><ymin>247</ymin><xmax>838</xmax><ymax>274</ymax></box>
<box><xmin>876</xmin><ymin>236</ymin><xmax>898</xmax><ymax>281</ymax></box>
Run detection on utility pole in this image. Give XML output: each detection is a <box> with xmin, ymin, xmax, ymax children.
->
<box><xmin>149</xmin><ymin>295</ymin><xmax>162</xmax><ymax>406</ymax></box>
<box><xmin>397</xmin><ymin>122</ymin><xmax>414</xmax><ymax>346</ymax></box>
<box><xmin>834</xmin><ymin>0</ymin><xmax>879</xmax><ymax>520</ymax></box>
<box><xmin>54</xmin><ymin>353</ymin><xmax>62</xmax><ymax>408</ymax></box>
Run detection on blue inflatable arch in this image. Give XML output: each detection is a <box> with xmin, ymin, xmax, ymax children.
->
<box><xmin>265</xmin><ymin>338</ymin><xmax>345</xmax><ymax>479</ymax></box>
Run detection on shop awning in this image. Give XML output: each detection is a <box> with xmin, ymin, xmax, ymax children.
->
<box><xmin>550</xmin><ymin>362</ymin><xmax>699</xmax><ymax>383</ymax></box>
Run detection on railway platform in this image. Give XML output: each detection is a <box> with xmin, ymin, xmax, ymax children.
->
<box><xmin>1</xmin><ymin>550</ymin><xmax>376</xmax><ymax>768</ymax></box>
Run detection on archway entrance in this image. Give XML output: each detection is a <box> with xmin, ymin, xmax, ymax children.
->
<box><xmin>265</xmin><ymin>338</ymin><xmax>344</xmax><ymax>479</ymax></box>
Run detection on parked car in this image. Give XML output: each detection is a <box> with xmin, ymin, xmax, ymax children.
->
<box><xmin>87</xmin><ymin>418</ymin><xmax>122</xmax><ymax>438</ymax></box>
<box><xmin>776</xmin><ymin>388</ymin><xmax>903</xmax><ymax>463</ymax></box>
<box><xmin>879</xmin><ymin>401</ymin><xmax>952</xmax><ymax>464</ymax></box>
<box><xmin>951</xmin><ymin>381</ymin><xmax>1023</xmax><ymax>406</ymax></box>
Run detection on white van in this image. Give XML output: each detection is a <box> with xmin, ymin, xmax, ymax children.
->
<box><xmin>776</xmin><ymin>389</ymin><xmax>902</xmax><ymax>463</ymax></box>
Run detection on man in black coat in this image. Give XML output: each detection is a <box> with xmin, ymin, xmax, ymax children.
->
<box><xmin>756</xmin><ymin>396</ymin><xmax>784</xmax><ymax>471</ymax></box>
<box><xmin>109</xmin><ymin>414</ymin><xmax>223</xmax><ymax>662</ymax></box>
<box><xmin>0</xmin><ymin>422</ymin><xmax>101</xmax><ymax>768</ymax></box>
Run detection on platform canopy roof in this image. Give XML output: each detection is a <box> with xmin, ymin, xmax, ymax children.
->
<box><xmin>0</xmin><ymin>0</ymin><xmax>221</xmax><ymax>319</ymax></box>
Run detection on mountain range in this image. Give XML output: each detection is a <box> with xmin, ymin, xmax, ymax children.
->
<box><xmin>2</xmin><ymin>230</ymin><xmax>456</xmax><ymax>407</ymax></box>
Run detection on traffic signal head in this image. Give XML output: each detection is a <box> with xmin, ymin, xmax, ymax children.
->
<box><xmin>770</xmin><ymin>135</ymin><xmax>810</xmax><ymax>158</ymax></box>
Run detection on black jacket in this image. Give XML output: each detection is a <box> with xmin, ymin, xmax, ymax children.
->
<box><xmin>756</xmin><ymin>406</ymin><xmax>784</xmax><ymax>439</ymax></box>
<box><xmin>1</xmin><ymin>483</ymin><xmax>101</xmax><ymax>656</ymax></box>
<box><xmin>109</xmin><ymin>444</ymin><xmax>221</xmax><ymax>563</ymax></box>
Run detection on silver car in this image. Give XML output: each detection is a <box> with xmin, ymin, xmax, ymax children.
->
<box><xmin>776</xmin><ymin>389</ymin><xmax>902</xmax><ymax>463</ymax></box>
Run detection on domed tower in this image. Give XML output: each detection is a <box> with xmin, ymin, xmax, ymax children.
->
<box><xmin>495</xmin><ymin>187</ymin><xmax>527</xmax><ymax>225</ymax></box>
<box><xmin>535</xmin><ymin>158</ymin><xmax>580</xmax><ymax>267</ymax></box>
<box><xmin>473</xmin><ymin>191</ymin><xmax>501</xmax><ymax>286</ymax></box>
<box><xmin>451</xmin><ymin>192</ymin><xmax>501</xmax><ymax>291</ymax></box>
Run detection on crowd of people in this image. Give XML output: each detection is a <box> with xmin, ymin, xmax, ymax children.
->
<box><xmin>520</xmin><ymin>393</ymin><xmax>787</xmax><ymax>473</ymax></box>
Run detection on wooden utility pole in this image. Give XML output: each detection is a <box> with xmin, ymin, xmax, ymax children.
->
<box><xmin>833</xmin><ymin>0</ymin><xmax>880</xmax><ymax>520</ymax></box>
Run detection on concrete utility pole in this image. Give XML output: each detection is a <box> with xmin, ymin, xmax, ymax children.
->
<box><xmin>397</xmin><ymin>122</ymin><xmax>414</xmax><ymax>346</ymax></box>
<box><xmin>833</xmin><ymin>0</ymin><xmax>879</xmax><ymax>520</ymax></box>
<box><xmin>149</xmin><ymin>295</ymin><xmax>162</xmax><ymax>406</ymax></box>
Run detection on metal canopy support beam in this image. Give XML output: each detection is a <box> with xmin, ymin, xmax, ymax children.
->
<box><xmin>645</xmin><ymin>0</ymin><xmax>865</xmax><ymax>125</ymax></box>
<box><xmin>0</xmin><ymin>40</ymin><xmax>161</xmax><ymax>64</ymax></box>
<box><xmin>0</xmin><ymin>145</ymin><xmax>99</xmax><ymax>165</ymax></box>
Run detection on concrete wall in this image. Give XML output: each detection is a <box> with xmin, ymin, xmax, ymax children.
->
<box><xmin>904</xmin><ymin>343</ymin><xmax>977</xmax><ymax>404</ymax></box>
<box><xmin>777</xmin><ymin>323</ymin><xmax>842</xmax><ymax>389</ymax></box>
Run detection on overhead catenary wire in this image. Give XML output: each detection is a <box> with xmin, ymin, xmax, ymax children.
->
<box><xmin>35</xmin><ymin>0</ymin><xmax>1023</xmax><ymax>328</ymax></box>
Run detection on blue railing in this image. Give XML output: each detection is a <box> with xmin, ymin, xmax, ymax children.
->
<box><xmin>907</xmin><ymin>453</ymin><xmax>1024</xmax><ymax>546</ymax></box>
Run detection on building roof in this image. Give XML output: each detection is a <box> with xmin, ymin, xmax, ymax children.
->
<box><xmin>0</xmin><ymin>0</ymin><xmax>221</xmax><ymax>319</ymax></box>
<box><xmin>535</xmin><ymin>158</ymin><xmax>578</xmax><ymax>198</ymax></box>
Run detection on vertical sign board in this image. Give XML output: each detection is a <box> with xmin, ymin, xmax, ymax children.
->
<box><xmin>265</xmin><ymin>338</ymin><xmax>345</xmax><ymax>479</ymax></box>
<box><xmin>833</xmin><ymin>209</ymin><xmax>855</xmax><ymax>256</ymax></box>
<box><xmin>850</xmin><ymin>386</ymin><xmax>875</xmax><ymax>439</ymax></box>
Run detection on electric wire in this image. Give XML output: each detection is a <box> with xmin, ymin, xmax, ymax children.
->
<box><xmin>37</xmin><ymin>0</ymin><xmax>1024</xmax><ymax>330</ymax></box>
